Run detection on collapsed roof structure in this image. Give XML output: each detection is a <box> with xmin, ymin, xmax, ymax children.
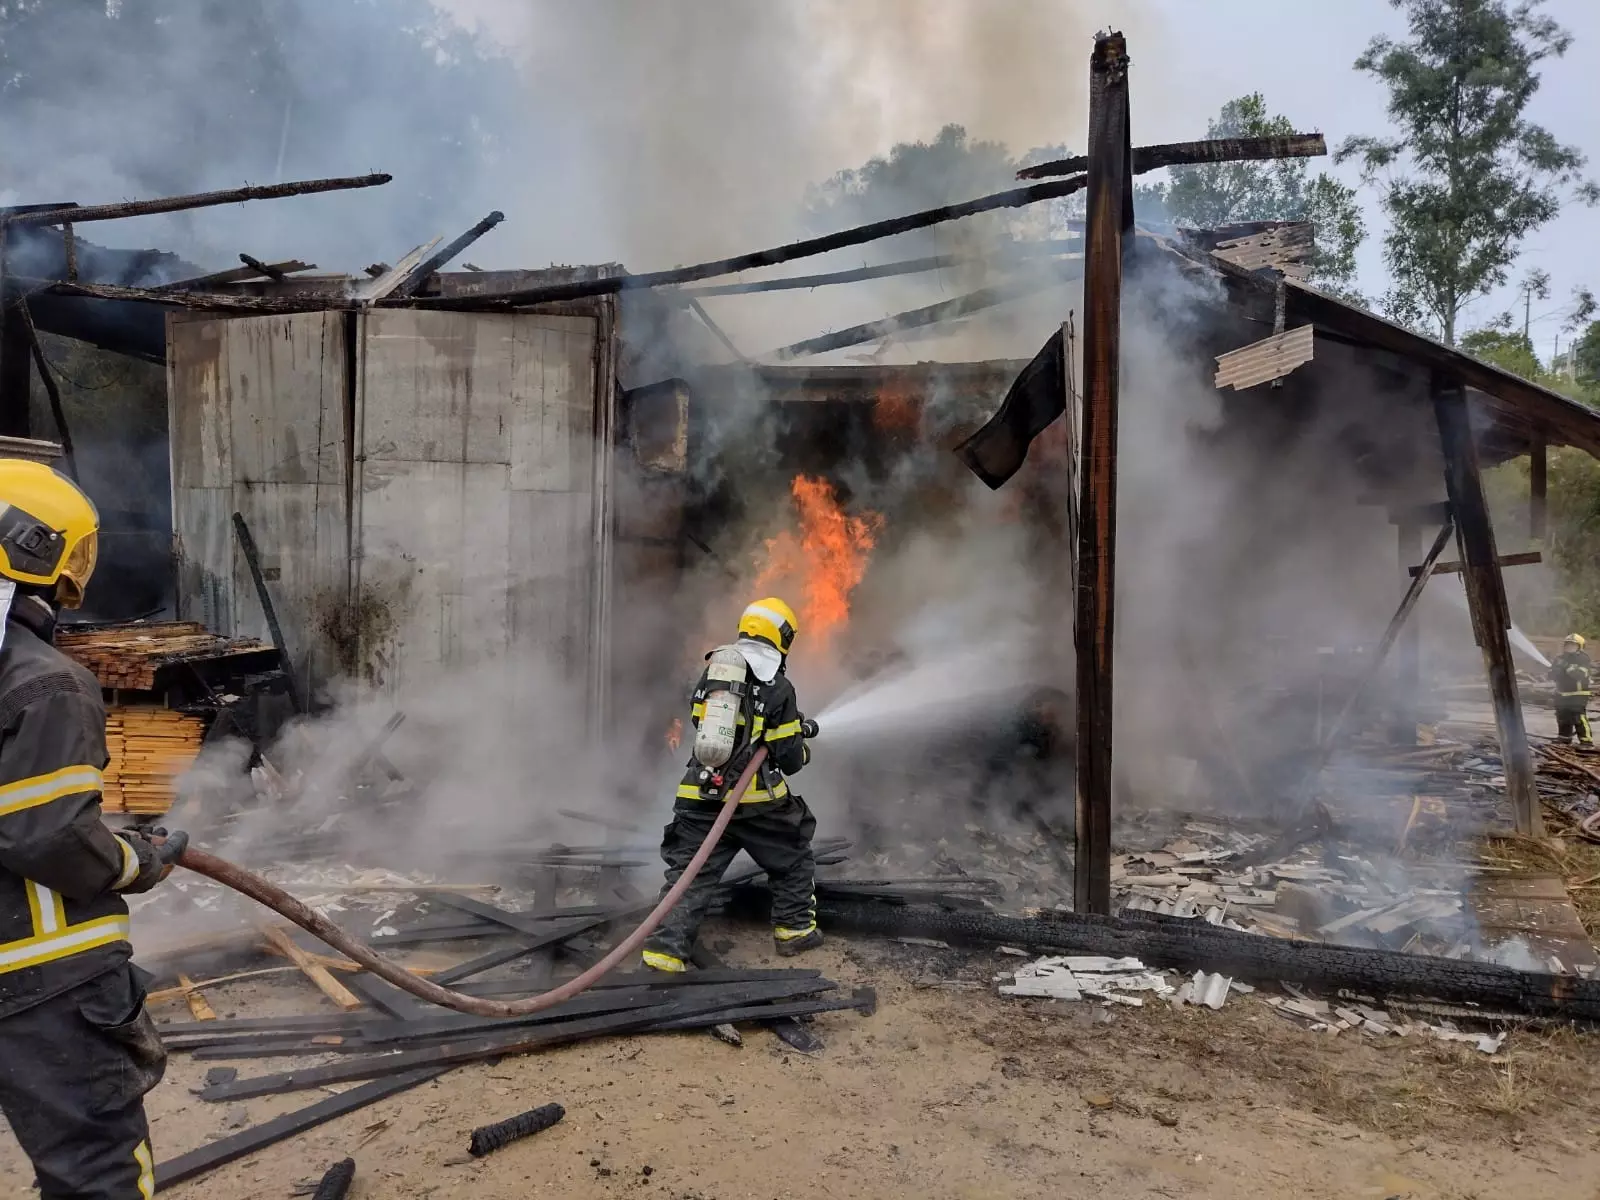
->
<box><xmin>1</xmin><ymin>31</ymin><xmax>1595</xmax><ymax>920</ymax></box>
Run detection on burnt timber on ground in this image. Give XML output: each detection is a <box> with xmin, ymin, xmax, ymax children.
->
<box><xmin>816</xmin><ymin>899</ymin><xmax>1600</xmax><ymax>1021</ymax></box>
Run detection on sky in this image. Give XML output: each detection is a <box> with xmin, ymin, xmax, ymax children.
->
<box><xmin>435</xmin><ymin>0</ymin><xmax>1600</xmax><ymax>360</ymax></box>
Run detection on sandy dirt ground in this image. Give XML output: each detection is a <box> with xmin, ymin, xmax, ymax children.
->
<box><xmin>2</xmin><ymin>925</ymin><xmax>1599</xmax><ymax>1199</ymax></box>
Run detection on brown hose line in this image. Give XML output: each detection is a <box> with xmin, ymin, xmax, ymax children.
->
<box><xmin>173</xmin><ymin>749</ymin><xmax>767</xmax><ymax>1019</ymax></box>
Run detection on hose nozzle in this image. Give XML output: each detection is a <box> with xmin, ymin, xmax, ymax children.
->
<box><xmin>801</xmin><ymin>718</ymin><xmax>820</xmax><ymax>739</ymax></box>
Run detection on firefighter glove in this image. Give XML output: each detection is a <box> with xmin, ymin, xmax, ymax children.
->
<box><xmin>114</xmin><ymin>827</ymin><xmax>189</xmax><ymax>894</ymax></box>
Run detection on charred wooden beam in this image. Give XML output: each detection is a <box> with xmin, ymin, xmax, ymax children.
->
<box><xmin>311</xmin><ymin>1158</ymin><xmax>356</xmax><ymax>1200</ymax></box>
<box><xmin>681</xmin><ymin>241</ymin><xmax>1082</xmax><ymax>297</ymax></box>
<box><xmin>391</xmin><ymin>210</ymin><xmax>505</xmax><ymax>299</ymax></box>
<box><xmin>238</xmin><ymin>253</ymin><xmax>287</xmax><ymax>282</ymax></box>
<box><xmin>0</xmin><ymin>221</ymin><xmax>30</xmax><ymax>438</ymax></box>
<box><xmin>1392</xmin><ymin>520</ymin><xmax>1424</xmax><ymax>744</ymax></box>
<box><xmin>816</xmin><ymin>899</ymin><xmax>1600</xmax><ymax>1021</ymax></box>
<box><xmin>16</xmin><ymin>298</ymin><xmax>75</xmax><ymax>478</ymax></box>
<box><xmin>1531</xmin><ymin>435</ymin><xmax>1548</xmax><ymax>543</ymax></box>
<box><xmin>1433</xmin><ymin>375</ymin><xmax>1540</xmax><ymax>835</ymax></box>
<box><xmin>1408</xmin><ymin>550</ymin><xmax>1541</xmax><ymax>578</ymax></box>
<box><xmin>158</xmin><ymin>259</ymin><xmax>316</xmax><ymax>290</ymax></box>
<box><xmin>417</xmin><ymin>175</ymin><xmax>1089</xmax><ymax>310</ymax></box>
<box><xmin>1073</xmin><ymin>31</ymin><xmax>1132</xmax><ymax>917</ymax></box>
<box><xmin>6</xmin><ymin>172</ymin><xmax>391</xmax><ymax>226</ymax></box>
<box><xmin>1016</xmin><ymin>133</ymin><xmax>1326</xmax><ymax>180</ymax></box>
<box><xmin>766</xmin><ymin>262</ymin><xmax>1081</xmax><ymax>360</ymax></box>
<box><xmin>1306</xmin><ymin>521</ymin><xmax>1452</xmax><ymax>781</ymax></box>
<box><xmin>14</xmin><ymin>276</ymin><xmax>320</xmax><ymax>313</ymax></box>
<box><xmin>469</xmin><ymin>1104</ymin><xmax>565</xmax><ymax>1157</ymax></box>
<box><xmin>233</xmin><ymin>512</ymin><xmax>304</xmax><ymax>711</ymax></box>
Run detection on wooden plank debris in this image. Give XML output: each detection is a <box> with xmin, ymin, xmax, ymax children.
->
<box><xmin>1210</xmin><ymin>223</ymin><xmax>1314</xmax><ymax>279</ymax></box>
<box><xmin>177</xmin><ymin>974</ymin><xmax>217</xmax><ymax>1021</ymax></box>
<box><xmin>1213</xmin><ymin>324</ymin><xmax>1314</xmax><ymax>390</ymax></box>
<box><xmin>258</xmin><ymin>926</ymin><xmax>363</xmax><ymax>1012</ymax></box>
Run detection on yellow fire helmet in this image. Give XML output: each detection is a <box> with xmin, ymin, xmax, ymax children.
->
<box><xmin>737</xmin><ymin>596</ymin><xmax>799</xmax><ymax>655</ymax></box>
<box><xmin>1567</xmin><ymin>633</ymin><xmax>1587</xmax><ymax>651</ymax></box>
<box><xmin>0</xmin><ymin>460</ymin><xmax>99</xmax><ymax>609</ymax></box>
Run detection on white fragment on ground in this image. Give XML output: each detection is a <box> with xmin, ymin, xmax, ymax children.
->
<box><xmin>1174</xmin><ymin>970</ymin><xmax>1232</xmax><ymax>1010</ymax></box>
<box><xmin>999</xmin><ymin>955</ymin><xmax>1173</xmax><ymax>1004</ymax></box>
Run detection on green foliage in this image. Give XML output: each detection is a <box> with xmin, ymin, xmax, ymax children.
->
<box><xmin>1144</xmin><ymin>93</ymin><xmax>1367</xmax><ymax>297</ymax></box>
<box><xmin>1574</xmin><ymin>320</ymin><xmax>1600</xmax><ymax>387</ymax></box>
<box><xmin>1459</xmin><ymin>327</ymin><xmax>1544</xmax><ymax>378</ymax></box>
<box><xmin>1337</xmin><ymin>0</ymin><xmax>1597</xmax><ymax>345</ymax></box>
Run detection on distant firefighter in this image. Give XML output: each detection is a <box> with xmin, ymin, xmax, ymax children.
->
<box><xmin>1550</xmin><ymin>633</ymin><xmax>1594</xmax><ymax>748</ymax></box>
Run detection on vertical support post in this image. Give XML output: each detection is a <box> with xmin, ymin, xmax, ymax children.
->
<box><xmin>1061</xmin><ymin>317</ymin><xmax>1080</xmax><ymax>588</ymax></box>
<box><xmin>1073</xmin><ymin>31</ymin><xmax>1131</xmax><ymax>916</ymax></box>
<box><xmin>1392</xmin><ymin>519</ymin><xmax>1422</xmax><ymax>744</ymax></box>
<box><xmin>1433</xmin><ymin>375</ymin><xmax>1541</xmax><ymax>836</ymax></box>
<box><xmin>1529</xmin><ymin>434</ymin><xmax>1547</xmax><ymax>545</ymax></box>
<box><xmin>0</xmin><ymin>221</ymin><xmax>31</xmax><ymax>438</ymax></box>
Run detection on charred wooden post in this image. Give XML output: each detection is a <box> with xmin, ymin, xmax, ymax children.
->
<box><xmin>1073</xmin><ymin>31</ymin><xmax>1132</xmax><ymax>916</ymax></box>
<box><xmin>1433</xmin><ymin>375</ymin><xmax>1541</xmax><ymax>835</ymax></box>
<box><xmin>1530</xmin><ymin>434</ymin><xmax>1548</xmax><ymax>544</ymax></box>
<box><xmin>17</xmin><ymin>299</ymin><xmax>75</xmax><ymax>478</ymax></box>
<box><xmin>1392</xmin><ymin>520</ymin><xmax>1423</xmax><ymax>744</ymax></box>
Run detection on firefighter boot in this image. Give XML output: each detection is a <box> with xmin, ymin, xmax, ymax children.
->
<box><xmin>774</xmin><ymin>926</ymin><xmax>823</xmax><ymax>957</ymax></box>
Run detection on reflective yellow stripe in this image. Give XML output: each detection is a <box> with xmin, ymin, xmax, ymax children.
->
<box><xmin>641</xmin><ymin>949</ymin><xmax>687</xmax><ymax>973</ymax></box>
<box><xmin>677</xmin><ymin>779</ymin><xmax>790</xmax><ymax>803</ymax></box>
<box><xmin>774</xmin><ymin>922</ymin><xmax>817</xmax><ymax>940</ymax></box>
<box><xmin>133</xmin><ymin>1141</ymin><xmax>154</xmax><ymax>1200</ymax></box>
<box><xmin>113</xmin><ymin>836</ymin><xmax>140</xmax><ymax>890</ymax></box>
<box><xmin>742</xmin><ymin>779</ymin><xmax>789</xmax><ymax>803</ymax></box>
<box><xmin>25</xmin><ymin>879</ymin><xmax>64</xmax><ymax>936</ymax></box>
<box><xmin>0</xmin><ymin>915</ymin><xmax>130</xmax><ymax>973</ymax></box>
<box><xmin>0</xmin><ymin>765</ymin><xmax>102</xmax><ymax>816</ymax></box>
<box><xmin>764</xmin><ymin>720</ymin><xmax>802</xmax><ymax>741</ymax></box>
<box><xmin>751</xmin><ymin>715</ymin><xmax>765</xmax><ymax>741</ymax></box>
<box><xmin>691</xmin><ymin>701</ymin><xmax>706</xmax><ymax>720</ymax></box>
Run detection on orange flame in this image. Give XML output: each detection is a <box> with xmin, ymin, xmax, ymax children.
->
<box><xmin>665</xmin><ymin>717</ymin><xmax>683</xmax><ymax>752</ymax></box>
<box><xmin>754</xmin><ymin>475</ymin><xmax>883</xmax><ymax>654</ymax></box>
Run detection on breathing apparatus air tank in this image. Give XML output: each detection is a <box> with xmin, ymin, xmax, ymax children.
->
<box><xmin>693</xmin><ymin>645</ymin><xmax>750</xmax><ymax>769</ymax></box>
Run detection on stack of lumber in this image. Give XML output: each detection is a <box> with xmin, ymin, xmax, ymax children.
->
<box><xmin>102</xmin><ymin>706</ymin><xmax>204</xmax><ymax>815</ymax></box>
<box><xmin>57</xmin><ymin>621</ymin><xmax>270</xmax><ymax>691</ymax></box>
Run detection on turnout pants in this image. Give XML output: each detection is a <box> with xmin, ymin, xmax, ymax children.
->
<box><xmin>0</xmin><ymin>964</ymin><xmax>166</xmax><ymax>1200</ymax></box>
<box><xmin>1556</xmin><ymin>699</ymin><xmax>1593</xmax><ymax>745</ymax></box>
<box><xmin>645</xmin><ymin>795</ymin><xmax>817</xmax><ymax>961</ymax></box>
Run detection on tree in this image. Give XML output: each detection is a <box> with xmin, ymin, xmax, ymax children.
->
<box><xmin>1337</xmin><ymin>0</ymin><xmax>1598</xmax><ymax>345</ymax></box>
<box><xmin>1460</xmin><ymin>324</ymin><xmax>1543</xmax><ymax>378</ymax></box>
<box><xmin>1145</xmin><ymin>93</ymin><xmax>1366</xmax><ymax>297</ymax></box>
<box><xmin>1574</xmin><ymin>320</ymin><xmax>1600</xmax><ymax>388</ymax></box>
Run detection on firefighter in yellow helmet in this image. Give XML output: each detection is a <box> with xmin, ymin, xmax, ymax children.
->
<box><xmin>1551</xmin><ymin>633</ymin><xmax>1594</xmax><ymax>748</ymax></box>
<box><xmin>642</xmin><ymin>597</ymin><xmax>822</xmax><ymax>971</ymax></box>
<box><xmin>0</xmin><ymin>461</ymin><xmax>182</xmax><ymax>1198</ymax></box>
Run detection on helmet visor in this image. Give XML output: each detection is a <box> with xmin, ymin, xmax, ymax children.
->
<box><xmin>56</xmin><ymin>530</ymin><xmax>97</xmax><ymax>610</ymax></box>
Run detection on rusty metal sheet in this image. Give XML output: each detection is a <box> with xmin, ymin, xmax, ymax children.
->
<box><xmin>1211</xmin><ymin>222</ymin><xmax>1314</xmax><ymax>278</ymax></box>
<box><xmin>1214</xmin><ymin>323</ymin><xmax>1315</xmax><ymax>390</ymax></box>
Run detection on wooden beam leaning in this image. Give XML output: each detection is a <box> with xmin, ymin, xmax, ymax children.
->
<box><xmin>1432</xmin><ymin>375</ymin><xmax>1541</xmax><ymax>835</ymax></box>
<box><xmin>1073</xmin><ymin>31</ymin><xmax>1132</xmax><ymax>917</ymax></box>
<box><xmin>1393</xmin><ymin>520</ymin><xmax>1424</xmax><ymax>744</ymax></box>
<box><xmin>1016</xmin><ymin>133</ymin><xmax>1326</xmax><ymax>181</ymax></box>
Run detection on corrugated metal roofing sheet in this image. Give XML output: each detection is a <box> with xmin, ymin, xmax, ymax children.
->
<box><xmin>1213</xmin><ymin>323</ymin><xmax>1315</xmax><ymax>390</ymax></box>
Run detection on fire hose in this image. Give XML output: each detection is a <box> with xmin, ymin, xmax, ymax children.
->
<box><xmin>169</xmin><ymin>748</ymin><xmax>768</xmax><ymax>1019</ymax></box>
